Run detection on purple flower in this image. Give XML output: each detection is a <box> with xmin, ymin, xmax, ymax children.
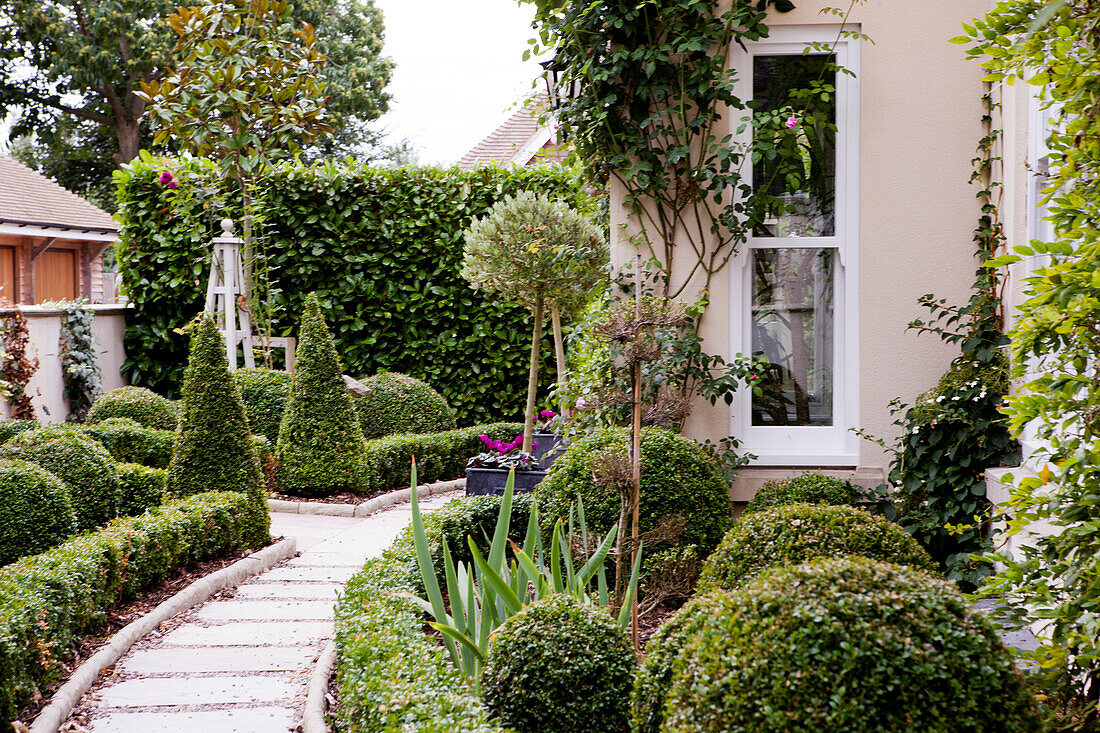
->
<box><xmin>159</xmin><ymin>170</ymin><xmax>174</xmax><ymax>184</ymax></box>
<box><xmin>480</xmin><ymin>434</ymin><xmax>491</xmax><ymax>446</ymax></box>
<box><xmin>785</xmin><ymin>115</ymin><xmax>799</xmax><ymax>130</ymax></box>
<box><xmin>167</xmin><ymin>181</ymin><xmax>179</xmax><ymax>190</ymax></box>
<box><xmin>539</xmin><ymin>410</ymin><xmax>556</xmax><ymax>420</ymax></box>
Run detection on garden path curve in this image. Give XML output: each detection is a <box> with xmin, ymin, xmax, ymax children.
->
<box><xmin>65</xmin><ymin>491</ymin><xmax>459</xmax><ymax>733</ymax></box>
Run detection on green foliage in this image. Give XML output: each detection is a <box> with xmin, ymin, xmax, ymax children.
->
<box><xmin>233</xmin><ymin>368</ymin><xmax>292</xmax><ymax>444</ymax></box>
<box><xmin>0</xmin><ymin>420</ymin><xmax>37</xmax><ymax>444</ymax></box>
<box><xmin>0</xmin><ymin>425</ymin><xmax>119</xmax><ymax>532</ymax></box>
<box><xmin>276</xmin><ymin>294</ymin><xmax>364</xmax><ymax>496</ymax></box>
<box><xmin>116</xmin><ymin>463</ymin><xmax>168</xmax><ymax>516</ymax></box>
<box><xmin>386</xmin><ymin>489</ymin><xmax>534</xmax><ymax>590</ymax></box>
<box><xmin>406</xmin><ymin>475</ymin><xmax>639</xmax><ymax>687</ymax></box>
<box><xmin>744</xmin><ymin>471</ymin><xmax>858</xmax><ymax>513</ymax></box>
<box><xmin>696</xmin><ymin>503</ymin><xmax>935</xmax><ymax>594</ymax></box>
<box><xmin>963</xmin><ymin>2</ymin><xmax>1100</xmax><ymax>719</ymax></box>
<box><xmin>58</xmin><ymin>300</ymin><xmax>102</xmax><ymax>423</ymax></box>
<box><xmin>353</xmin><ymin>371</ymin><xmax>456</xmax><ymax>440</ymax></box>
<box><xmin>0</xmin><ymin>491</ymin><xmax>260</xmax><ymax>720</ymax></box>
<box><xmin>87</xmin><ymin>386</ymin><xmax>180</xmax><ymax>431</ymax></box>
<box><xmin>113</xmin><ymin>157</ymin><xmax>594</xmax><ymax>424</ymax></box>
<box><xmin>0</xmin><ymin>460</ymin><xmax>76</xmax><ymax>566</ymax></box>
<box><xmin>334</xmin><ymin>559</ymin><xmax>499</xmax><ymax>733</ymax></box>
<box><xmin>888</xmin><ymin>353</ymin><xmax>1017</xmax><ymax>587</ymax></box>
<box><xmin>482</xmin><ymin>594</ymin><xmax>636</xmax><ymax>733</ymax></box>
<box><xmin>525</xmin><ymin>0</ymin><xmax>840</xmax><ymax>303</ymax></box>
<box><xmin>535</xmin><ymin>427</ymin><xmax>733</xmax><ymax>557</ymax></box>
<box><xmin>631</xmin><ymin>591</ymin><xmax>728</xmax><ymax>733</ymax></box>
<box><xmin>168</xmin><ymin>316</ymin><xmax>269</xmax><ymax>546</ymax></box>
<box><xmin>461</xmin><ymin>191</ymin><xmax>607</xmax><ymax>314</ymax></box>
<box><xmin>83</xmin><ymin>417</ymin><xmax>174</xmax><ymax>469</ymax></box>
<box><xmin>0</xmin><ymin>0</ymin><xmax>392</xmax><ymax>173</ymax></box>
<box><xmin>361</xmin><ymin>423</ymin><xmax>522</xmax><ymax>495</ymax></box>
<box><xmin>662</xmin><ymin>557</ymin><xmax>1042</xmax><ymax>732</ymax></box>
<box><xmin>141</xmin><ymin>0</ymin><xmax>331</xmax><ymax>175</ymax></box>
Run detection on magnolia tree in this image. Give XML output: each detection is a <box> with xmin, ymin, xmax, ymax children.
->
<box><xmin>139</xmin><ymin>0</ymin><xmax>332</xmax><ymax>351</ymax></box>
<box><xmin>461</xmin><ymin>192</ymin><xmax>607</xmax><ymax>452</ymax></box>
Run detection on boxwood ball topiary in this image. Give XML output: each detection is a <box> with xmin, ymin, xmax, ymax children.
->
<box><xmin>167</xmin><ymin>316</ymin><xmax>269</xmax><ymax>547</ymax></box>
<box><xmin>83</xmin><ymin>417</ymin><xmax>175</xmax><ymax>469</ymax></box>
<box><xmin>0</xmin><ymin>420</ymin><xmax>37</xmax><ymax>444</ymax></box>
<box><xmin>233</xmin><ymin>368</ymin><xmax>293</xmax><ymax>445</ymax></box>
<box><xmin>352</xmin><ymin>371</ymin><xmax>457</xmax><ymax>439</ymax></box>
<box><xmin>697</xmin><ymin>503</ymin><xmax>935</xmax><ymax>594</ymax></box>
<box><xmin>0</xmin><ymin>459</ymin><xmax>77</xmax><ymax>565</ymax></box>
<box><xmin>535</xmin><ymin>427</ymin><xmax>733</xmax><ymax>557</ymax></box>
<box><xmin>87</xmin><ymin>386</ymin><xmax>180</xmax><ymax>430</ymax></box>
<box><xmin>482</xmin><ymin>594</ymin><xmax>635</xmax><ymax>733</ymax></box>
<box><xmin>276</xmin><ymin>293</ymin><xmax>364</xmax><ymax>497</ymax></box>
<box><xmin>632</xmin><ymin>591</ymin><xmax>735</xmax><ymax>733</ymax></box>
<box><xmin>745</xmin><ymin>470</ymin><xmax>857</xmax><ymax>513</ymax></box>
<box><xmin>664</xmin><ymin>557</ymin><xmax>1043</xmax><ymax>732</ymax></box>
<box><xmin>0</xmin><ymin>425</ymin><xmax>119</xmax><ymax>531</ymax></box>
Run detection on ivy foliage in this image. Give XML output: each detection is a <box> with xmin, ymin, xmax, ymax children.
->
<box><xmin>276</xmin><ymin>293</ymin><xmax>364</xmax><ymax>497</ymax></box>
<box><xmin>113</xmin><ymin>157</ymin><xmax>595</xmax><ymax>425</ymax></box>
<box><xmin>57</xmin><ymin>301</ymin><xmax>102</xmax><ymax>423</ymax></box>
<box><xmin>168</xmin><ymin>316</ymin><xmax>270</xmax><ymax>546</ymax></box>
<box><xmin>963</xmin><ymin>1</ymin><xmax>1100</xmax><ymax>723</ymax></box>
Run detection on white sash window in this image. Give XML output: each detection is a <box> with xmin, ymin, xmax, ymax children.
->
<box><xmin>730</xmin><ymin>26</ymin><xmax>860</xmax><ymax>465</ymax></box>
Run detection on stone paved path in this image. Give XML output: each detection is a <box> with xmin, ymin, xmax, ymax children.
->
<box><xmin>68</xmin><ymin>492</ymin><xmax>458</xmax><ymax>733</ymax></box>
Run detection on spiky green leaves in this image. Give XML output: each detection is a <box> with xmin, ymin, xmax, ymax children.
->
<box><xmin>276</xmin><ymin>294</ymin><xmax>364</xmax><ymax>496</ymax></box>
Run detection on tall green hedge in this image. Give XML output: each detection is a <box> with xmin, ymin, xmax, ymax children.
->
<box><xmin>114</xmin><ymin>159</ymin><xmax>596</xmax><ymax>424</ymax></box>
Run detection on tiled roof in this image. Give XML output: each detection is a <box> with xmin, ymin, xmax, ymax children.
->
<box><xmin>0</xmin><ymin>155</ymin><xmax>118</xmax><ymax>234</ymax></box>
<box><xmin>457</xmin><ymin>94</ymin><xmax>570</xmax><ymax>169</ymax></box>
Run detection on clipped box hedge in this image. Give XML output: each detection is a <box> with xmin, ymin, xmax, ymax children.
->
<box><xmin>360</xmin><ymin>422</ymin><xmax>522</xmax><ymax>495</ymax></box>
<box><xmin>0</xmin><ymin>490</ymin><xmax>265</xmax><ymax>720</ymax></box>
<box><xmin>83</xmin><ymin>418</ymin><xmax>175</xmax><ymax>469</ymax></box>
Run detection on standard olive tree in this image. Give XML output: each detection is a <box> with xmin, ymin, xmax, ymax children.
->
<box><xmin>461</xmin><ymin>192</ymin><xmax>606</xmax><ymax>451</ymax></box>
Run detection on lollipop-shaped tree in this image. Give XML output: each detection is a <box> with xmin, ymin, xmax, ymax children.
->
<box><xmin>461</xmin><ymin>192</ymin><xmax>606</xmax><ymax>451</ymax></box>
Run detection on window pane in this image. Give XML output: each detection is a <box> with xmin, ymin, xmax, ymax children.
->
<box><xmin>752</xmin><ymin>53</ymin><xmax>836</xmax><ymax>237</ymax></box>
<box><xmin>751</xmin><ymin>248</ymin><xmax>834</xmax><ymax>426</ymax></box>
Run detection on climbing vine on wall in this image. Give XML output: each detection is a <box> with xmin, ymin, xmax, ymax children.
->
<box><xmin>862</xmin><ymin>88</ymin><xmax>1017</xmax><ymax>588</ymax></box>
<box><xmin>1</xmin><ymin>307</ymin><xmax>38</xmax><ymax>420</ymax></box>
<box><xmin>58</xmin><ymin>301</ymin><xmax>102</xmax><ymax>422</ymax></box>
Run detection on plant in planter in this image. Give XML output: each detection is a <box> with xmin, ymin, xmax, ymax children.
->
<box><xmin>460</xmin><ymin>191</ymin><xmax>607</xmax><ymax>452</ymax></box>
<box><xmin>466</xmin><ymin>433</ymin><xmax>543</xmax><ymax>495</ymax></box>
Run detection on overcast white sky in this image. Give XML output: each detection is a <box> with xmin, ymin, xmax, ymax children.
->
<box><xmin>370</xmin><ymin>0</ymin><xmax>544</xmax><ymax>165</ymax></box>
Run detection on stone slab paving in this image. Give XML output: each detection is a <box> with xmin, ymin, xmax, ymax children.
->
<box><xmin>71</xmin><ymin>491</ymin><xmax>459</xmax><ymax>733</ymax></box>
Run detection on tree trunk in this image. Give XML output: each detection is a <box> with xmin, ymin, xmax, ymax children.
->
<box><xmin>550</xmin><ymin>303</ymin><xmax>568</xmax><ymax>415</ymax></box>
<box><xmin>522</xmin><ymin>296</ymin><xmax>544</xmax><ymax>453</ymax></box>
<box><xmin>112</xmin><ymin>114</ymin><xmax>142</xmax><ymax>167</ymax></box>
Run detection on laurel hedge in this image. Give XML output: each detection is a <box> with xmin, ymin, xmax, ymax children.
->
<box><xmin>114</xmin><ymin>159</ymin><xmax>596</xmax><ymax>425</ymax></box>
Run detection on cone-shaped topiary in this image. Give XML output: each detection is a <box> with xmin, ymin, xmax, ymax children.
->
<box><xmin>276</xmin><ymin>293</ymin><xmax>364</xmax><ymax>496</ymax></box>
<box><xmin>167</xmin><ymin>315</ymin><xmax>269</xmax><ymax>546</ymax></box>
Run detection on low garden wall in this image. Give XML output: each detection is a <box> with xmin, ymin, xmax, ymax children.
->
<box><xmin>1</xmin><ymin>305</ymin><xmax>128</xmax><ymax>423</ymax></box>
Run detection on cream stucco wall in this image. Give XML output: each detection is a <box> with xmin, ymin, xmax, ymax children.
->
<box><xmin>609</xmin><ymin>0</ymin><xmax>994</xmax><ymax>497</ymax></box>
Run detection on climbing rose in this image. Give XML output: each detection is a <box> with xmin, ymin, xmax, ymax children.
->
<box><xmin>159</xmin><ymin>170</ymin><xmax>174</xmax><ymax>184</ymax></box>
<box><xmin>785</xmin><ymin>116</ymin><xmax>799</xmax><ymax>130</ymax></box>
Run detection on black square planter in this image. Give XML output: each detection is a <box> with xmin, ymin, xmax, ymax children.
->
<box><xmin>531</xmin><ymin>432</ymin><xmax>567</xmax><ymax>469</ymax></box>
<box><xmin>465</xmin><ymin>467</ymin><xmax>548</xmax><ymax>496</ymax></box>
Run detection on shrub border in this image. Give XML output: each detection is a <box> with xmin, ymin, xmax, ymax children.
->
<box><xmin>0</xmin><ymin>490</ymin><xmax>267</xmax><ymax>720</ymax></box>
<box><xmin>30</xmin><ymin>537</ymin><xmax>296</xmax><ymax>732</ymax></box>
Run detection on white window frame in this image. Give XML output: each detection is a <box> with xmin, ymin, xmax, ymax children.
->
<box><xmin>728</xmin><ymin>25</ymin><xmax>861</xmax><ymax>466</ymax></box>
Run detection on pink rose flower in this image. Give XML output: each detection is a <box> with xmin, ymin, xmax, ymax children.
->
<box><xmin>784</xmin><ymin>116</ymin><xmax>799</xmax><ymax>130</ymax></box>
<box><xmin>159</xmin><ymin>171</ymin><xmax>174</xmax><ymax>184</ymax></box>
